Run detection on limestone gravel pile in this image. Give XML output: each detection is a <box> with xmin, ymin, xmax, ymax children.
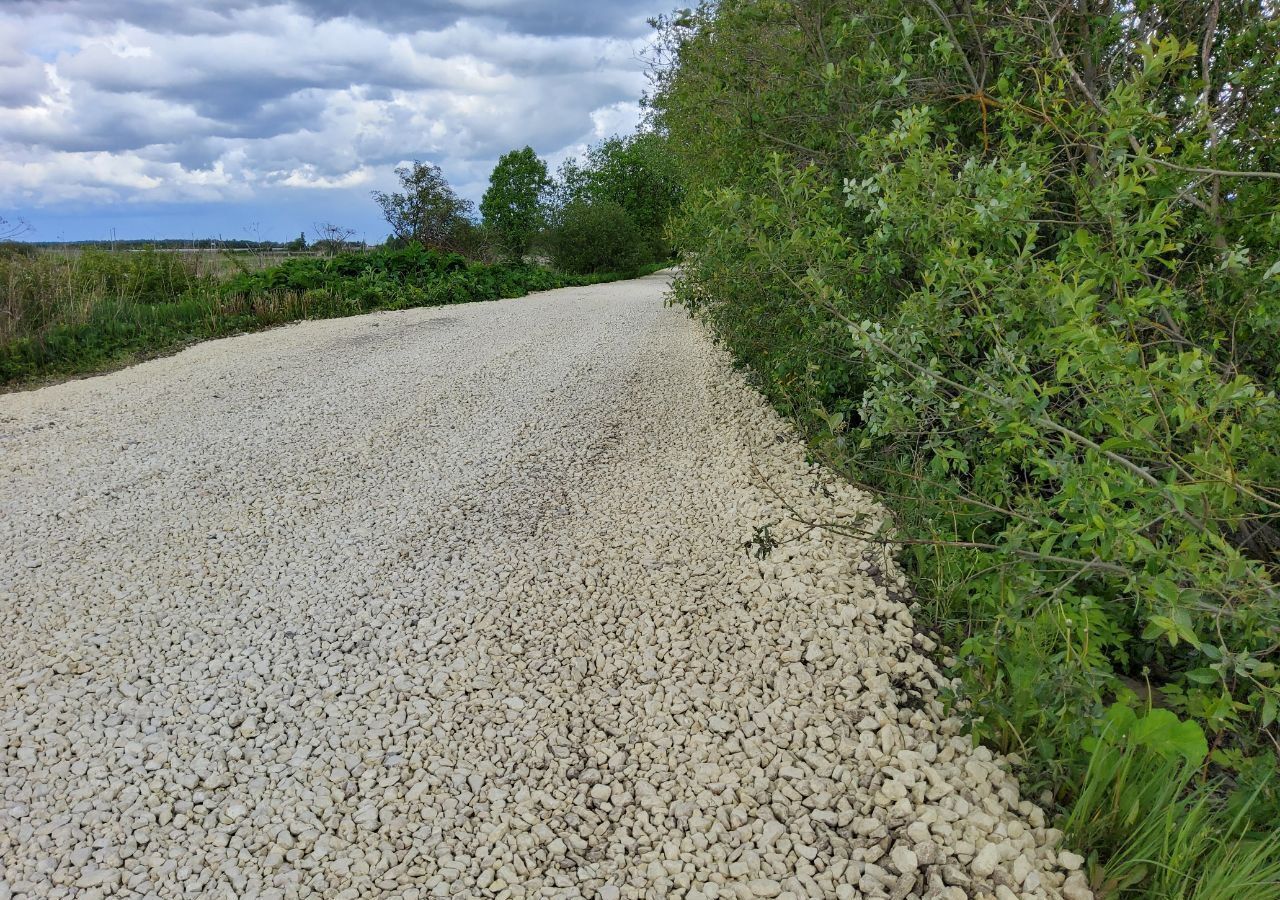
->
<box><xmin>0</xmin><ymin>273</ymin><xmax>1089</xmax><ymax>899</ymax></box>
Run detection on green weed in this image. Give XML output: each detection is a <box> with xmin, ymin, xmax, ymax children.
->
<box><xmin>1064</xmin><ymin>707</ymin><xmax>1280</xmax><ymax>899</ymax></box>
<box><xmin>1</xmin><ymin>245</ymin><xmax>660</xmax><ymax>386</ymax></box>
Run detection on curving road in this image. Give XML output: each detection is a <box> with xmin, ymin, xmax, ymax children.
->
<box><xmin>0</xmin><ymin>272</ymin><xmax>1088</xmax><ymax>899</ymax></box>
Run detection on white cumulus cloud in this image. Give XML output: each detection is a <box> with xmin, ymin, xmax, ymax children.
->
<box><xmin>0</xmin><ymin>0</ymin><xmax>665</xmax><ymax>239</ymax></box>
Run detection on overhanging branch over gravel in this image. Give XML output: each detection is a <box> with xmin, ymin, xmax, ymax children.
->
<box><xmin>0</xmin><ymin>273</ymin><xmax>1088</xmax><ymax>898</ymax></box>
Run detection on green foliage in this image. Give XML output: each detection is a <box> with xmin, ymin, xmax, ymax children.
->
<box><xmin>651</xmin><ymin>0</ymin><xmax>1280</xmax><ymax>882</ymax></box>
<box><xmin>221</xmin><ymin>245</ymin><xmax>467</xmax><ymax>296</ymax></box>
<box><xmin>1</xmin><ymin>245</ymin><xmax>639</xmax><ymax>385</ymax></box>
<box><xmin>0</xmin><ymin>241</ymin><xmax>38</xmax><ymax>258</ymax></box>
<box><xmin>481</xmin><ymin>146</ymin><xmax>551</xmax><ymax>261</ymax></box>
<box><xmin>371</xmin><ymin>161</ymin><xmax>475</xmax><ymax>252</ymax></box>
<box><xmin>72</xmin><ymin>247</ymin><xmax>199</xmax><ymax>305</ymax></box>
<box><xmin>1</xmin><ymin>247</ymin><xmax>210</xmax><ymax>350</ymax></box>
<box><xmin>1063</xmin><ymin>707</ymin><xmax>1280</xmax><ymax>900</ymax></box>
<box><xmin>553</xmin><ymin>132</ymin><xmax>683</xmax><ymax>262</ymax></box>
<box><xmin>547</xmin><ymin>200</ymin><xmax>647</xmax><ymax>275</ymax></box>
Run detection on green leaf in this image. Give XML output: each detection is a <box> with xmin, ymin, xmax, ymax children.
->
<box><xmin>1129</xmin><ymin>708</ymin><xmax>1209</xmax><ymax>764</ymax></box>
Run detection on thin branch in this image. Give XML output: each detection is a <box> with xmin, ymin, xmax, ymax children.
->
<box><xmin>1132</xmin><ymin>154</ymin><xmax>1280</xmax><ymax>182</ymax></box>
<box><xmin>920</xmin><ymin>0</ymin><xmax>983</xmax><ymax>95</ymax></box>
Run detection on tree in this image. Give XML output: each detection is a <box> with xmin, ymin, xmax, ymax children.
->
<box><xmin>372</xmin><ymin>162</ymin><xmax>474</xmax><ymax>252</ymax></box>
<box><xmin>480</xmin><ymin>147</ymin><xmax>551</xmax><ymax>261</ymax></box>
<box><xmin>547</xmin><ymin>201</ymin><xmax>644</xmax><ymax>275</ymax></box>
<box><xmin>551</xmin><ymin>133</ymin><xmax>681</xmax><ymax>261</ymax></box>
<box><xmin>312</xmin><ymin>222</ymin><xmax>357</xmax><ymax>256</ymax></box>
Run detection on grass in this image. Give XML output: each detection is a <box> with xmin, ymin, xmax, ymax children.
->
<box><xmin>1061</xmin><ymin>707</ymin><xmax>1280</xmax><ymax>899</ymax></box>
<box><xmin>0</xmin><ymin>243</ymin><xmax>666</xmax><ymax>387</ymax></box>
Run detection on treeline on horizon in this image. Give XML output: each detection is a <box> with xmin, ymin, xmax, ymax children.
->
<box><xmin>0</xmin><ymin>133</ymin><xmax>680</xmax><ymax>384</ymax></box>
<box><xmin>649</xmin><ymin>0</ymin><xmax>1280</xmax><ymax>895</ymax></box>
<box><xmin>10</xmin><ymin>132</ymin><xmax>682</xmax><ymax>270</ymax></box>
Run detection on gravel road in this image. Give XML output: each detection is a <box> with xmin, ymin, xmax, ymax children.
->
<box><xmin>1</xmin><ymin>272</ymin><xmax>1088</xmax><ymax>900</ymax></box>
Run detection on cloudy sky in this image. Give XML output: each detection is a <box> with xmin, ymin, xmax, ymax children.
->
<box><xmin>0</xmin><ymin>0</ymin><xmax>666</xmax><ymax>242</ymax></box>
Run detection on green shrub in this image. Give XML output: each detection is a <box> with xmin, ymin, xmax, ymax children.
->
<box><xmin>2</xmin><ymin>244</ymin><xmax>637</xmax><ymax>385</ymax></box>
<box><xmin>651</xmin><ymin>0</ymin><xmax>1280</xmax><ymax>882</ymax></box>
<box><xmin>552</xmin><ymin>133</ymin><xmax>683</xmax><ymax>265</ymax></box>
<box><xmin>548</xmin><ymin>201</ymin><xmax>646</xmax><ymax>274</ymax></box>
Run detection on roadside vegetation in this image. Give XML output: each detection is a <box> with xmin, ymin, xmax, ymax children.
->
<box><xmin>650</xmin><ymin>1</ymin><xmax>1280</xmax><ymax>896</ymax></box>
<box><xmin>547</xmin><ymin>132</ymin><xmax>684</xmax><ymax>271</ymax></box>
<box><xmin>0</xmin><ymin>140</ymin><xmax>676</xmax><ymax>387</ymax></box>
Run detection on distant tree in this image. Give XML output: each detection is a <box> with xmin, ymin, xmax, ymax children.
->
<box><xmin>371</xmin><ymin>162</ymin><xmax>475</xmax><ymax>253</ymax></box>
<box><xmin>285</xmin><ymin>231</ymin><xmax>307</xmax><ymax>251</ymax></box>
<box><xmin>547</xmin><ymin>200</ymin><xmax>645</xmax><ymax>275</ymax></box>
<box><xmin>312</xmin><ymin>222</ymin><xmax>357</xmax><ymax>256</ymax></box>
<box><xmin>480</xmin><ymin>147</ymin><xmax>551</xmax><ymax>261</ymax></box>
<box><xmin>550</xmin><ymin>133</ymin><xmax>682</xmax><ymax>260</ymax></box>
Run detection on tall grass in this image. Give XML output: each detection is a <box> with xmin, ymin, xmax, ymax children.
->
<box><xmin>0</xmin><ymin>243</ymin><xmax>660</xmax><ymax>386</ymax></box>
<box><xmin>1</xmin><ymin>246</ymin><xmax>209</xmax><ymax>346</ymax></box>
<box><xmin>1062</xmin><ymin>707</ymin><xmax>1280</xmax><ymax>899</ymax></box>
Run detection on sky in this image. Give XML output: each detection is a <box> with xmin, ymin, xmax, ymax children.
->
<box><xmin>0</xmin><ymin>0</ymin><xmax>667</xmax><ymax>242</ymax></box>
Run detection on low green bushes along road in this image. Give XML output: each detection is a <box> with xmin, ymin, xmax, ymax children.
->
<box><xmin>652</xmin><ymin>1</ymin><xmax>1280</xmax><ymax>895</ymax></box>
<box><xmin>0</xmin><ymin>244</ymin><xmax>662</xmax><ymax>386</ymax></box>
<box><xmin>1</xmin><ymin>129</ymin><xmax>680</xmax><ymax>387</ymax></box>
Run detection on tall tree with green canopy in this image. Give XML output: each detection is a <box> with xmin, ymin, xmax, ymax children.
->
<box><xmin>480</xmin><ymin>147</ymin><xmax>551</xmax><ymax>261</ymax></box>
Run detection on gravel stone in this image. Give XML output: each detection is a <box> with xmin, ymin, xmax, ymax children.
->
<box><xmin>1059</xmin><ymin>850</ymin><xmax>1085</xmax><ymax>871</ymax></box>
<box><xmin>0</xmin><ymin>272</ymin><xmax>1088</xmax><ymax>897</ymax></box>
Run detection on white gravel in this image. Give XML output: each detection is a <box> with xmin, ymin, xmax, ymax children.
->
<box><xmin>1</xmin><ymin>272</ymin><xmax>1089</xmax><ymax>899</ymax></box>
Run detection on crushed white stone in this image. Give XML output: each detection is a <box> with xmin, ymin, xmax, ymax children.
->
<box><xmin>0</xmin><ymin>272</ymin><xmax>1089</xmax><ymax>898</ymax></box>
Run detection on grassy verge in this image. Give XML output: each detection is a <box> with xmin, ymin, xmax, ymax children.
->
<box><xmin>0</xmin><ymin>244</ymin><xmax>665</xmax><ymax>388</ymax></box>
<box><xmin>1062</xmin><ymin>707</ymin><xmax>1280</xmax><ymax>898</ymax></box>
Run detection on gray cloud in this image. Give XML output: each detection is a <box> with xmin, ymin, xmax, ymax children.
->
<box><xmin>0</xmin><ymin>58</ymin><xmax>51</xmax><ymax>108</ymax></box>
<box><xmin>9</xmin><ymin>0</ymin><xmax>655</xmax><ymax>38</ymax></box>
<box><xmin>0</xmin><ymin>0</ymin><xmax>661</xmax><ymax>220</ymax></box>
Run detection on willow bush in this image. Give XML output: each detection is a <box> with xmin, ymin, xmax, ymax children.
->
<box><xmin>651</xmin><ymin>0</ymin><xmax>1280</xmax><ymax>885</ymax></box>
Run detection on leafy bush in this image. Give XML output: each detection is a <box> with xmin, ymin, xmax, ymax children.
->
<box><xmin>651</xmin><ymin>0</ymin><xmax>1280</xmax><ymax>881</ymax></box>
<box><xmin>221</xmin><ymin>245</ymin><xmax>469</xmax><ymax>297</ymax></box>
<box><xmin>1</xmin><ymin>245</ymin><xmax>640</xmax><ymax>385</ymax></box>
<box><xmin>547</xmin><ymin>201</ymin><xmax>647</xmax><ymax>274</ymax></box>
<box><xmin>552</xmin><ymin>132</ymin><xmax>682</xmax><ymax>264</ymax></box>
